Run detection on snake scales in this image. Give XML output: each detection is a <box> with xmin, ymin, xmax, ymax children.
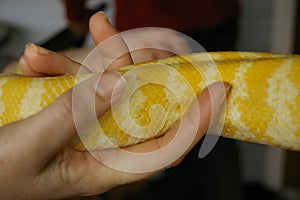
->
<box><xmin>0</xmin><ymin>52</ymin><xmax>299</xmax><ymax>151</ymax></box>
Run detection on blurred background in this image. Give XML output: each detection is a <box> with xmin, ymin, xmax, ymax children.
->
<box><xmin>0</xmin><ymin>0</ymin><xmax>299</xmax><ymax>199</ymax></box>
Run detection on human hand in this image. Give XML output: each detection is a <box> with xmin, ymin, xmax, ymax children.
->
<box><xmin>12</xmin><ymin>12</ymin><xmax>229</xmax><ymax>198</ymax></box>
<box><xmin>120</xmin><ymin>27</ymin><xmax>191</xmax><ymax>63</ymax></box>
<box><xmin>0</xmin><ymin>65</ymin><xmax>130</xmax><ymax>198</ymax></box>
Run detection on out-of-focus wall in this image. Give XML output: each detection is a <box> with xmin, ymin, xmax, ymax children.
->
<box><xmin>0</xmin><ymin>0</ymin><xmax>112</xmax><ymax>59</ymax></box>
<box><xmin>236</xmin><ymin>0</ymin><xmax>273</xmax><ymax>52</ymax></box>
<box><xmin>0</xmin><ymin>0</ymin><xmax>65</xmax><ymax>58</ymax></box>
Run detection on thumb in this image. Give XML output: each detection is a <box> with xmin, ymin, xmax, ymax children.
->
<box><xmin>88</xmin><ymin>12</ymin><xmax>133</xmax><ymax>71</ymax></box>
<box><xmin>19</xmin><ymin>72</ymin><xmax>126</xmax><ymax>166</ymax></box>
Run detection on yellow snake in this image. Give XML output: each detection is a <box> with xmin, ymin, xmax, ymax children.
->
<box><xmin>0</xmin><ymin>52</ymin><xmax>299</xmax><ymax>151</ymax></box>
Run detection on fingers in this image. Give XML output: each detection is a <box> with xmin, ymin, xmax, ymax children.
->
<box><xmin>17</xmin><ymin>71</ymin><xmax>126</xmax><ymax>168</ymax></box>
<box><xmin>130</xmin><ymin>49</ymin><xmax>175</xmax><ymax>63</ymax></box>
<box><xmin>163</xmin><ymin>30</ymin><xmax>191</xmax><ymax>55</ymax></box>
<box><xmin>19</xmin><ymin>43</ymin><xmax>86</xmax><ymax>76</ymax></box>
<box><xmin>93</xmin><ymin>82</ymin><xmax>230</xmax><ymax>173</ymax></box>
<box><xmin>121</xmin><ymin>27</ymin><xmax>191</xmax><ymax>63</ymax></box>
<box><xmin>164</xmin><ymin>82</ymin><xmax>230</xmax><ymax>167</ymax></box>
<box><xmin>88</xmin><ymin>12</ymin><xmax>133</xmax><ymax>71</ymax></box>
<box><xmin>89</xmin><ymin>12</ymin><xmax>118</xmax><ymax>45</ymax></box>
<box><xmin>18</xmin><ymin>12</ymin><xmax>132</xmax><ymax>76</ymax></box>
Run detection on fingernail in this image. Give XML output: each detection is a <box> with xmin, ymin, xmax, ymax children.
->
<box><xmin>224</xmin><ymin>83</ymin><xmax>232</xmax><ymax>95</ymax></box>
<box><xmin>36</xmin><ymin>45</ymin><xmax>49</xmax><ymax>54</ymax></box>
<box><xmin>25</xmin><ymin>43</ymin><xmax>36</xmax><ymax>54</ymax></box>
<box><xmin>97</xmin><ymin>11</ymin><xmax>110</xmax><ymax>23</ymax></box>
<box><xmin>19</xmin><ymin>56</ymin><xmax>28</xmax><ymax>69</ymax></box>
<box><xmin>98</xmin><ymin>11</ymin><xmax>106</xmax><ymax>15</ymax></box>
<box><xmin>186</xmin><ymin>82</ymin><xmax>231</xmax><ymax>130</ymax></box>
<box><xmin>94</xmin><ymin>72</ymin><xmax>126</xmax><ymax>101</ymax></box>
<box><xmin>208</xmin><ymin>82</ymin><xmax>231</xmax><ymax>122</ymax></box>
<box><xmin>210</xmin><ymin>82</ymin><xmax>231</xmax><ymax>103</ymax></box>
<box><xmin>98</xmin><ymin>11</ymin><xmax>107</xmax><ymax>19</ymax></box>
<box><xmin>25</xmin><ymin>43</ymin><xmax>49</xmax><ymax>55</ymax></box>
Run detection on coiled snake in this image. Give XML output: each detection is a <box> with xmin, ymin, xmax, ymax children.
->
<box><xmin>0</xmin><ymin>52</ymin><xmax>299</xmax><ymax>151</ymax></box>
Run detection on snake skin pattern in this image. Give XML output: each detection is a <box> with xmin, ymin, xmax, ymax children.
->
<box><xmin>0</xmin><ymin>52</ymin><xmax>299</xmax><ymax>151</ymax></box>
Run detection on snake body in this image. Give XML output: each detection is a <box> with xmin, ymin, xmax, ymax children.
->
<box><xmin>0</xmin><ymin>52</ymin><xmax>299</xmax><ymax>151</ymax></box>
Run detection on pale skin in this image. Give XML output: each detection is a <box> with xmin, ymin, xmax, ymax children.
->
<box><xmin>0</xmin><ymin>13</ymin><xmax>229</xmax><ymax>199</ymax></box>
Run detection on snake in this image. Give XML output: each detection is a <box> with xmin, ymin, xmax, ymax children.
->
<box><xmin>0</xmin><ymin>52</ymin><xmax>299</xmax><ymax>151</ymax></box>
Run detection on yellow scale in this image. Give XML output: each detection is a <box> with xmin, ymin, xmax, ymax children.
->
<box><xmin>0</xmin><ymin>52</ymin><xmax>299</xmax><ymax>151</ymax></box>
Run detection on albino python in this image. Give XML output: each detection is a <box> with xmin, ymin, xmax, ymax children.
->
<box><xmin>0</xmin><ymin>52</ymin><xmax>299</xmax><ymax>151</ymax></box>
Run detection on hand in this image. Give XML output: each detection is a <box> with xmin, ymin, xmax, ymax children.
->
<box><xmin>0</xmin><ymin>67</ymin><xmax>129</xmax><ymax>198</ymax></box>
<box><xmin>121</xmin><ymin>27</ymin><xmax>191</xmax><ymax>63</ymax></box>
<box><xmin>4</xmin><ymin>12</ymin><xmax>229</xmax><ymax>199</ymax></box>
